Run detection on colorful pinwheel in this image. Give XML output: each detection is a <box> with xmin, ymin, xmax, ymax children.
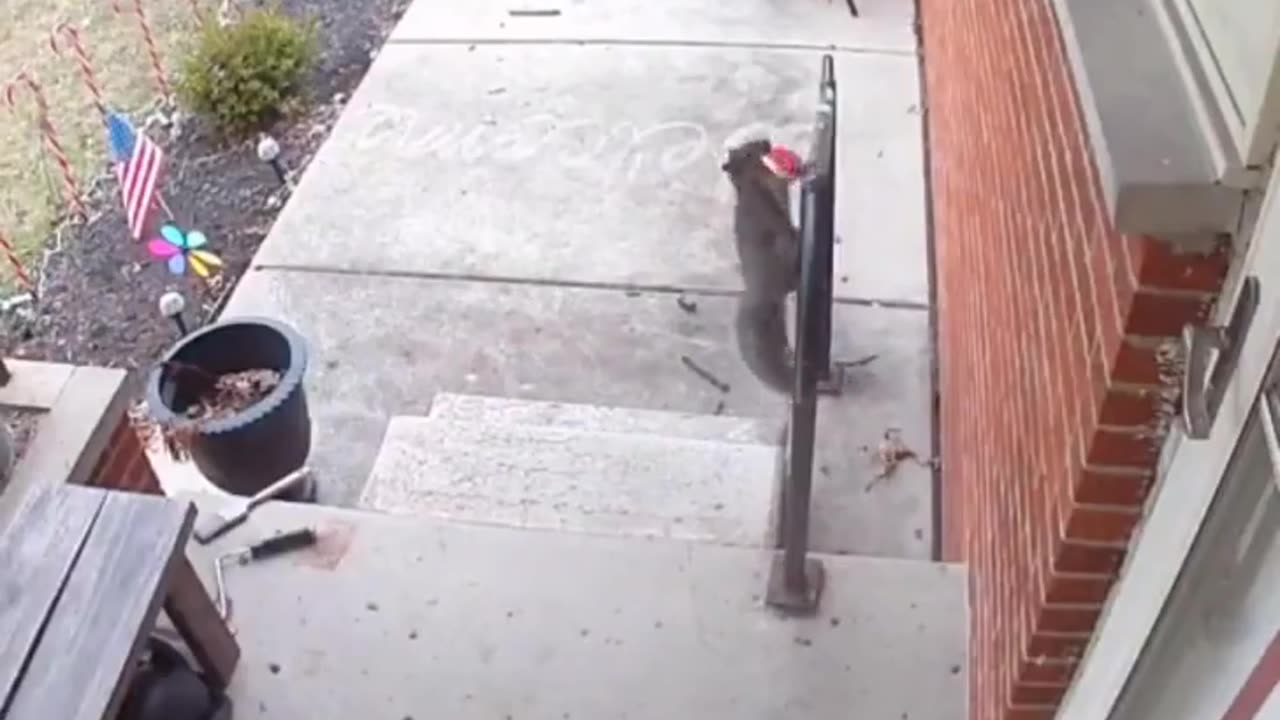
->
<box><xmin>147</xmin><ymin>224</ymin><xmax>223</xmax><ymax>278</ymax></box>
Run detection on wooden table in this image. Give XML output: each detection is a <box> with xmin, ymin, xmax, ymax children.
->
<box><xmin>0</xmin><ymin>485</ymin><xmax>239</xmax><ymax>720</ymax></box>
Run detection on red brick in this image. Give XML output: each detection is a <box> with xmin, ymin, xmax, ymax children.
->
<box><xmin>1085</xmin><ymin>428</ymin><xmax>1158</xmax><ymax>468</ymax></box>
<box><xmin>1132</xmin><ymin>235</ymin><xmax>1231</xmax><ymax>293</ymax></box>
<box><xmin>922</xmin><ymin>0</ymin><xmax>1229</xmax><ymax>715</ymax></box>
<box><xmin>1063</xmin><ymin>506</ymin><xmax>1141</xmax><ymax>544</ymax></box>
<box><xmin>1074</xmin><ymin>467</ymin><xmax>1151</xmax><ymax>507</ymax></box>
<box><xmin>1007</xmin><ymin>706</ymin><xmax>1058</xmax><ymax>720</ymax></box>
<box><xmin>1124</xmin><ymin>290</ymin><xmax>1213</xmax><ymax>337</ymax></box>
<box><xmin>1097</xmin><ymin>389</ymin><xmax>1160</xmax><ymax>428</ymax></box>
<box><xmin>1053</xmin><ymin>541</ymin><xmax>1125</xmax><ymax>575</ymax></box>
<box><xmin>1017</xmin><ymin>657</ymin><xmax>1078</xmax><ymax>684</ymax></box>
<box><xmin>1027</xmin><ymin>632</ymin><xmax>1090</xmax><ymax>660</ymax></box>
<box><xmin>1013</xmin><ymin>683</ymin><xmax>1069</xmax><ymax>705</ymax></box>
<box><xmin>1036</xmin><ymin>603</ymin><xmax>1102</xmax><ymax>633</ymax></box>
<box><xmin>1044</xmin><ymin>572</ymin><xmax>1112</xmax><ymax>604</ymax></box>
<box><xmin>1110</xmin><ymin>340</ymin><xmax>1162</xmax><ymax>385</ymax></box>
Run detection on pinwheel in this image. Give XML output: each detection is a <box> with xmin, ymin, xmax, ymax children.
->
<box><xmin>147</xmin><ymin>224</ymin><xmax>223</xmax><ymax>279</ymax></box>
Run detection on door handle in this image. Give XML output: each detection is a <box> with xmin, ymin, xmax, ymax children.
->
<box><xmin>1183</xmin><ymin>276</ymin><xmax>1260</xmax><ymax>440</ymax></box>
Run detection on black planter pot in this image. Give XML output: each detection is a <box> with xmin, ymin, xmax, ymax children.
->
<box><xmin>147</xmin><ymin>317</ymin><xmax>311</xmax><ymax>498</ymax></box>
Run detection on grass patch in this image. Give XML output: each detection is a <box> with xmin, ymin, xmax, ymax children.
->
<box><xmin>0</xmin><ymin>0</ymin><xmax>202</xmax><ymax>292</ymax></box>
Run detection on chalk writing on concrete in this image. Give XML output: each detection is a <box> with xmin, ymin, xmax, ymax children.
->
<box><xmin>355</xmin><ymin>104</ymin><xmax>813</xmax><ymax>183</ymax></box>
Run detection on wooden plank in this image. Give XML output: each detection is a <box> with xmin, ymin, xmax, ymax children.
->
<box><xmin>165</xmin><ymin>557</ymin><xmax>240</xmax><ymax>688</ymax></box>
<box><xmin>4</xmin><ymin>493</ymin><xmax>194</xmax><ymax>720</ymax></box>
<box><xmin>0</xmin><ymin>366</ymin><xmax>130</xmax><ymax>532</ymax></box>
<box><xmin>0</xmin><ymin>486</ymin><xmax>106</xmax><ymax>712</ymax></box>
<box><xmin>0</xmin><ymin>359</ymin><xmax>74</xmax><ymax>409</ymax></box>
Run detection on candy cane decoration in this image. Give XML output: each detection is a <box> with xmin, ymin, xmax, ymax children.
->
<box><xmin>50</xmin><ymin>22</ymin><xmax>107</xmax><ymax>123</ymax></box>
<box><xmin>5</xmin><ymin>72</ymin><xmax>87</xmax><ymax>220</ymax></box>
<box><xmin>111</xmin><ymin>0</ymin><xmax>171</xmax><ymax>99</ymax></box>
<box><xmin>0</xmin><ymin>230</ymin><xmax>36</xmax><ymax>294</ymax></box>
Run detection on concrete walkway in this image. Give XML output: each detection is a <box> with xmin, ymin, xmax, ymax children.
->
<box><xmin>214</xmin><ymin>0</ymin><xmax>932</xmax><ymax>559</ymax></box>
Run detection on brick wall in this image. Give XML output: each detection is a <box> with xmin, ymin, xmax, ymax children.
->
<box><xmin>87</xmin><ymin>415</ymin><xmax>163</xmax><ymax>495</ymax></box>
<box><xmin>920</xmin><ymin>0</ymin><xmax>1232</xmax><ymax>718</ymax></box>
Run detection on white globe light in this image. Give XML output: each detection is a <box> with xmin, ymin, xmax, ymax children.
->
<box><xmin>257</xmin><ymin>134</ymin><xmax>281</xmax><ymax>162</ymax></box>
<box><xmin>159</xmin><ymin>291</ymin><xmax>186</xmax><ymax>318</ymax></box>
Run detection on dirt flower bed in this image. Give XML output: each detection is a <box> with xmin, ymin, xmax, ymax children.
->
<box><xmin>1</xmin><ymin>0</ymin><xmax>411</xmax><ymax>373</ymax></box>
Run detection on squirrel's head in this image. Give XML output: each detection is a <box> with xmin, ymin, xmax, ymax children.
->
<box><xmin>721</xmin><ymin>140</ymin><xmax>803</xmax><ymax>182</ymax></box>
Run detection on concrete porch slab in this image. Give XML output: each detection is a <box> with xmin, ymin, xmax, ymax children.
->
<box><xmin>252</xmin><ymin>44</ymin><xmax>927</xmax><ymax>306</ymax></box>
<box><xmin>220</xmin><ymin>268</ymin><xmax>934</xmax><ymax>560</ymax></box>
<box><xmin>390</xmin><ymin>0</ymin><xmax>919</xmax><ymax>54</ymax></box>
<box><xmin>182</xmin><ymin>499</ymin><xmax>967</xmax><ymax>720</ymax></box>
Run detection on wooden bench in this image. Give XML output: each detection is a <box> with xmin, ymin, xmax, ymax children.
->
<box><xmin>0</xmin><ymin>485</ymin><xmax>239</xmax><ymax>719</ymax></box>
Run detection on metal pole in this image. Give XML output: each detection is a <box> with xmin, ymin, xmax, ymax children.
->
<box><xmin>783</xmin><ymin>390</ymin><xmax>817</xmax><ymax>588</ymax></box>
<box><xmin>765</xmin><ymin>54</ymin><xmax>837</xmax><ymax>616</ymax></box>
<box><xmin>765</xmin><ymin>164</ymin><xmax>828</xmax><ymax>614</ymax></box>
<box><xmin>0</xmin><ymin>357</ymin><xmax>10</xmax><ymax>387</ymax></box>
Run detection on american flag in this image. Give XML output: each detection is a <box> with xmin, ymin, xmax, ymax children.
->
<box><xmin>106</xmin><ymin>111</ymin><xmax>165</xmax><ymax>240</ymax></box>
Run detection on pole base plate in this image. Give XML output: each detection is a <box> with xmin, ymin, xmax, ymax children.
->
<box><xmin>764</xmin><ymin>551</ymin><xmax>825</xmax><ymax>616</ymax></box>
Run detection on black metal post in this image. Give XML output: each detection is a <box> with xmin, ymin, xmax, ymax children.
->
<box><xmin>268</xmin><ymin>158</ymin><xmax>289</xmax><ymax>186</ymax></box>
<box><xmin>0</xmin><ymin>357</ymin><xmax>10</xmax><ymax>387</ymax></box>
<box><xmin>814</xmin><ymin>56</ymin><xmax>845</xmax><ymax>398</ymax></box>
<box><xmin>766</xmin><ymin>54</ymin><xmax>837</xmax><ymax>616</ymax></box>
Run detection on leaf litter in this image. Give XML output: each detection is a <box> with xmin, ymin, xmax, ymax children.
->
<box><xmin>864</xmin><ymin>428</ymin><xmax>937</xmax><ymax>492</ymax></box>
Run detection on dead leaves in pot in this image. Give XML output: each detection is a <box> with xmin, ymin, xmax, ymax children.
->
<box><xmin>186</xmin><ymin>369</ymin><xmax>282</xmax><ymax>422</ymax></box>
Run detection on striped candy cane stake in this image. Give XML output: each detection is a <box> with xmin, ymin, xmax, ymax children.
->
<box><xmin>111</xmin><ymin>0</ymin><xmax>171</xmax><ymax>99</ymax></box>
<box><xmin>5</xmin><ymin>72</ymin><xmax>88</xmax><ymax>220</ymax></box>
<box><xmin>0</xmin><ymin>230</ymin><xmax>36</xmax><ymax>294</ymax></box>
<box><xmin>50</xmin><ymin>22</ymin><xmax>107</xmax><ymax>123</ymax></box>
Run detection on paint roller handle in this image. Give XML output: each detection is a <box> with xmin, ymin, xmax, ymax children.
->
<box><xmin>246</xmin><ymin>466</ymin><xmax>312</xmax><ymax>509</ymax></box>
<box><xmin>247</xmin><ymin>528</ymin><xmax>317</xmax><ymax>561</ymax></box>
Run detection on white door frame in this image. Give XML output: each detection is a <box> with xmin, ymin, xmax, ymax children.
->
<box><xmin>1056</xmin><ymin>160</ymin><xmax>1280</xmax><ymax>719</ymax></box>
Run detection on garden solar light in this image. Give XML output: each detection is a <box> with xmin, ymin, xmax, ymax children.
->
<box><xmin>159</xmin><ymin>290</ymin><xmax>188</xmax><ymax>336</ymax></box>
<box><xmin>256</xmin><ymin>133</ymin><xmax>289</xmax><ymax>186</ymax></box>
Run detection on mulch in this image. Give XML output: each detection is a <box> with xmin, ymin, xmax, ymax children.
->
<box><xmin>0</xmin><ymin>0</ymin><xmax>411</xmax><ymax>376</ymax></box>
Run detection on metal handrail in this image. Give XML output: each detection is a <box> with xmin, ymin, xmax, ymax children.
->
<box><xmin>767</xmin><ymin>55</ymin><xmax>837</xmax><ymax>614</ymax></box>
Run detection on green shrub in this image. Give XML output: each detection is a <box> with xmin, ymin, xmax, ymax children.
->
<box><xmin>177</xmin><ymin>8</ymin><xmax>318</xmax><ymax>136</ymax></box>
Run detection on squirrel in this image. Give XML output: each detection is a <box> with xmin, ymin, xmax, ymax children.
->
<box><xmin>722</xmin><ymin>139</ymin><xmax>802</xmax><ymax>394</ymax></box>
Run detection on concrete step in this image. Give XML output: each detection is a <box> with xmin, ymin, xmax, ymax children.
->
<box><xmin>359</xmin><ymin>415</ymin><xmax>781</xmax><ymax>546</ymax></box>
<box><xmin>182</xmin><ymin>496</ymin><xmax>968</xmax><ymax>720</ymax></box>
<box><xmin>427</xmin><ymin>392</ymin><xmax>781</xmax><ymax>445</ymax></box>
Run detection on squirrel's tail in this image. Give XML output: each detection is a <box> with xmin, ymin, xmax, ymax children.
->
<box><xmin>735</xmin><ymin>296</ymin><xmax>794</xmax><ymax>395</ymax></box>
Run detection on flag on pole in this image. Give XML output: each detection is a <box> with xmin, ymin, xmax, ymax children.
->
<box><xmin>106</xmin><ymin>111</ymin><xmax>164</xmax><ymax>240</ymax></box>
